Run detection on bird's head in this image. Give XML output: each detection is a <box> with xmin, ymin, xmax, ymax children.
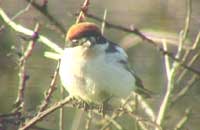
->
<box><xmin>66</xmin><ymin>22</ymin><xmax>107</xmax><ymax>48</ymax></box>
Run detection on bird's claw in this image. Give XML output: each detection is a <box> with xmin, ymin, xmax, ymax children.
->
<box><xmin>98</xmin><ymin>102</ymin><xmax>108</xmax><ymax>117</ymax></box>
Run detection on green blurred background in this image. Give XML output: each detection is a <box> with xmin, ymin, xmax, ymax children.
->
<box><xmin>0</xmin><ymin>0</ymin><xmax>200</xmax><ymax>130</ymax></box>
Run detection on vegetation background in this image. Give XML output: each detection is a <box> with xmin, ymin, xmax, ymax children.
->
<box><xmin>0</xmin><ymin>0</ymin><xmax>200</xmax><ymax>130</ymax></box>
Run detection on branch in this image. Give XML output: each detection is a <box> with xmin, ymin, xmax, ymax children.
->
<box><xmin>14</xmin><ymin>23</ymin><xmax>40</xmax><ymax>111</ymax></box>
<box><xmin>0</xmin><ymin>8</ymin><xmax>63</xmax><ymax>54</ymax></box>
<box><xmin>39</xmin><ymin>61</ymin><xmax>60</xmax><ymax>112</ymax></box>
<box><xmin>0</xmin><ymin>0</ymin><xmax>32</xmax><ymax>31</ymax></box>
<box><xmin>172</xmin><ymin>75</ymin><xmax>197</xmax><ymax>104</ymax></box>
<box><xmin>156</xmin><ymin>1</ymin><xmax>192</xmax><ymax>128</ymax></box>
<box><xmin>155</xmin><ymin>40</ymin><xmax>174</xmax><ymax>127</ymax></box>
<box><xmin>101</xmin><ymin>9</ymin><xmax>107</xmax><ymax>34</ymax></box>
<box><xmin>177</xmin><ymin>31</ymin><xmax>200</xmax><ymax>82</ymax></box>
<box><xmin>76</xmin><ymin>0</ymin><xmax>90</xmax><ymax>23</ymax></box>
<box><xmin>25</xmin><ymin>0</ymin><xmax>66</xmax><ymax>34</ymax></box>
<box><xmin>85</xmin><ymin>13</ymin><xmax>200</xmax><ymax>77</ymax></box>
<box><xmin>18</xmin><ymin>96</ymin><xmax>73</xmax><ymax>130</ymax></box>
<box><xmin>173</xmin><ymin>108</ymin><xmax>191</xmax><ymax>130</ymax></box>
<box><xmin>155</xmin><ymin>35</ymin><xmax>184</xmax><ymax>129</ymax></box>
<box><xmin>59</xmin><ymin>78</ymin><xmax>65</xmax><ymax>130</ymax></box>
<box><xmin>100</xmin><ymin>92</ymin><xmax>155</xmax><ymax>130</ymax></box>
<box><xmin>85</xmin><ymin>112</ymin><xmax>92</xmax><ymax>130</ymax></box>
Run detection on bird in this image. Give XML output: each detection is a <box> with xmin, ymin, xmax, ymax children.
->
<box><xmin>59</xmin><ymin>22</ymin><xmax>150</xmax><ymax>111</ymax></box>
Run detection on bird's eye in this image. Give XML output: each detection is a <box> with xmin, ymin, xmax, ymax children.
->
<box><xmin>71</xmin><ymin>39</ymin><xmax>78</xmax><ymax>43</ymax></box>
<box><xmin>70</xmin><ymin>38</ymin><xmax>88</xmax><ymax>47</ymax></box>
<box><xmin>68</xmin><ymin>39</ymin><xmax>79</xmax><ymax>47</ymax></box>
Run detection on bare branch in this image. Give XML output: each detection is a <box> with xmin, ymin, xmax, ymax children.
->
<box><xmin>0</xmin><ymin>8</ymin><xmax>63</xmax><ymax>54</ymax></box>
<box><xmin>39</xmin><ymin>61</ymin><xmax>60</xmax><ymax>112</ymax></box>
<box><xmin>172</xmin><ymin>75</ymin><xmax>197</xmax><ymax>104</ymax></box>
<box><xmin>174</xmin><ymin>108</ymin><xmax>191</xmax><ymax>130</ymax></box>
<box><xmin>85</xmin><ymin>112</ymin><xmax>92</xmax><ymax>130</ymax></box>
<box><xmin>0</xmin><ymin>0</ymin><xmax>32</xmax><ymax>31</ymax></box>
<box><xmin>177</xmin><ymin>31</ymin><xmax>200</xmax><ymax>82</ymax></box>
<box><xmin>156</xmin><ymin>41</ymin><xmax>172</xmax><ymax>126</ymax></box>
<box><xmin>182</xmin><ymin>0</ymin><xmax>192</xmax><ymax>40</ymax></box>
<box><xmin>59</xmin><ymin>83</ymin><xmax>65</xmax><ymax>130</ymax></box>
<box><xmin>14</xmin><ymin>23</ymin><xmax>40</xmax><ymax>111</ymax></box>
<box><xmin>101</xmin><ymin>9</ymin><xmax>107</xmax><ymax>34</ymax></box>
<box><xmin>18</xmin><ymin>96</ymin><xmax>73</xmax><ymax>130</ymax></box>
<box><xmin>76</xmin><ymin>0</ymin><xmax>90</xmax><ymax>23</ymax></box>
<box><xmin>84</xmin><ymin>12</ymin><xmax>200</xmax><ymax>77</ymax></box>
<box><xmin>25</xmin><ymin>0</ymin><xmax>66</xmax><ymax>34</ymax></box>
<box><xmin>156</xmin><ymin>1</ymin><xmax>192</xmax><ymax>129</ymax></box>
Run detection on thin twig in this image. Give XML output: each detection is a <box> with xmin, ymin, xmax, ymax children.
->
<box><xmin>0</xmin><ymin>8</ymin><xmax>63</xmax><ymax>54</ymax></box>
<box><xmin>84</xmin><ymin>12</ymin><xmax>200</xmax><ymax>77</ymax></box>
<box><xmin>162</xmin><ymin>39</ymin><xmax>171</xmax><ymax>80</ymax></box>
<box><xmin>25</xmin><ymin>0</ymin><xmax>66</xmax><ymax>34</ymax></box>
<box><xmin>59</xmin><ymin>83</ymin><xmax>65</xmax><ymax>130</ymax></box>
<box><xmin>85</xmin><ymin>112</ymin><xmax>92</xmax><ymax>130</ymax></box>
<box><xmin>20</xmin><ymin>23</ymin><xmax>40</xmax><ymax>62</ymax></box>
<box><xmin>177</xmin><ymin>31</ymin><xmax>200</xmax><ymax>82</ymax></box>
<box><xmin>156</xmin><ymin>1</ymin><xmax>192</xmax><ymax>128</ymax></box>
<box><xmin>70</xmin><ymin>110</ymin><xmax>84</xmax><ymax>130</ymax></box>
<box><xmin>101</xmin><ymin>9</ymin><xmax>107</xmax><ymax>34</ymax></box>
<box><xmin>18</xmin><ymin>96</ymin><xmax>73</xmax><ymax>130</ymax></box>
<box><xmin>0</xmin><ymin>0</ymin><xmax>32</xmax><ymax>31</ymax></box>
<box><xmin>155</xmin><ymin>40</ymin><xmax>174</xmax><ymax>127</ymax></box>
<box><xmin>11</xmin><ymin>0</ymin><xmax>33</xmax><ymax>20</ymax></box>
<box><xmin>127</xmin><ymin>112</ymin><xmax>162</xmax><ymax>130</ymax></box>
<box><xmin>182</xmin><ymin>0</ymin><xmax>192</xmax><ymax>40</ymax></box>
<box><xmin>100</xmin><ymin>111</ymin><xmax>124</xmax><ymax>130</ymax></box>
<box><xmin>1</xmin><ymin>6</ymin><xmax>199</xmax><ymax>76</ymax></box>
<box><xmin>100</xmin><ymin>94</ymin><xmax>133</xmax><ymax>130</ymax></box>
<box><xmin>100</xmin><ymin>92</ymin><xmax>154</xmax><ymax>130</ymax></box>
<box><xmin>156</xmin><ymin>32</ymin><xmax>184</xmax><ymax>128</ymax></box>
<box><xmin>172</xmin><ymin>75</ymin><xmax>197</xmax><ymax>104</ymax></box>
<box><xmin>173</xmin><ymin>0</ymin><xmax>193</xmax><ymax>83</ymax></box>
<box><xmin>14</xmin><ymin>23</ymin><xmax>40</xmax><ymax>111</ymax></box>
<box><xmin>174</xmin><ymin>108</ymin><xmax>191</xmax><ymax>130</ymax></box>
<box><xmin>132</xmin><ymin>92</ymin><xmax>155</xmax><ymax>121</ymax></box>
<box><xmin>179</xmin><ymin>51</ymin><xmax>200</xmax><ymax>79</ymax></box>
<box><xmin>103</xmin><ymin>114</ymin><xmax>125</xmax><ymax>130</ymax></box>
<box><xmin>39</xmin><ymin>61</ymin><xmax>60</xmax><ymax>112</ymax></box>
<box><xmin>76</xmin><ymin>0</ymin><xmax>90</xmax><ymax>23</ymax></box>
<box><xmin>191</xmin><ymin>31</ymin><xmax>200</xmax><ymax>49</ymax></box>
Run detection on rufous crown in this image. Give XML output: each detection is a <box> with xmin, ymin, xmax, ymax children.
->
<box><xmin>66</xmin><ymin>22</ymin><xmax>102</xmax><ymax>41</ymax></box>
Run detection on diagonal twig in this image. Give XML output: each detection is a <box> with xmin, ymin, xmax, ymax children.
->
<box><xmin>76</xmin><ymin>0</ymin><xmax>90</xmax><ymax>23</ymax></box>
<box><xmin>85</xmin><ymin>12</ymin><xmax>200</xmax><ymax>77</ymax></box>
<box><xmin>14</xmin><ymin>23</ymin><xmax>40</xmax><ymax>111</ymax></box>
<box><xmin>0</xmin><ymin>8</ymin><xmax>63</xmax><ymax>54</ymax></box>
<box><xmin>25</xmin><ymin>0</ymin><xmax>66</xmax><ymax>34</ymax></box>
<box><xmin>39</xmin><ymin>60</ymin><xmax>60</xmax><ymax>112</ymax></box>
<box><xmin>18</xmin><ymin>96</ymin><xmax>73</xmax><ymax>130</ymax></box>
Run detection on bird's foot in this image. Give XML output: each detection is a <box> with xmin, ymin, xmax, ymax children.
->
<box><xmin>83</xmin><ymin>101</ymin><xmax>89</xmax><ymax>111</ymax></box>
<box><xmin>70</xmin><ymin>98</ymin><xmax>89</xmax><ymax>111</ymax></box>
<box><xmin>75</xmin><ymin>100</ymin><xmax>90</xmax><ymax>111</ymax></box>
<box><xmin>98</xmin><ymin>101</ymin><xmax>109</xmax><ymax>117</ymax></box>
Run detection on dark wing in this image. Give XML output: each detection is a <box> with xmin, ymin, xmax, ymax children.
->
<box><xmin>105</xmin><ymin>41</ymin><xmax>152</xmax><ymax>98</ymax></box>
<box><xmin>129</xmin><ymin>68</ymin><xmax>152</xmax><ymax>98</ymax></box>
<box><xmin>124</xmin><ymin>62</ymin><xmax>152</xmax><ymax>98</ymax></box>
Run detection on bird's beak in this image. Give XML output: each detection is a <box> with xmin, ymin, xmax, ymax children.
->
<box><xmin>83</xmin><ymin>40</ymin><xmax>92</xmax><ymax>48</ymax></box>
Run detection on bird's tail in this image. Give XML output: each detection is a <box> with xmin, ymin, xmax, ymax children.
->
<box><xmin>135</xmin><ymin>87</ymin><xmax>154</xmax><ymax>98</ymax></box>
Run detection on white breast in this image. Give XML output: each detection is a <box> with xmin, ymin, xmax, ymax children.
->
<box><xmin>59</xmin><ymin>45</ymin><xmax>136</xmax><ymax>105</ymax></box>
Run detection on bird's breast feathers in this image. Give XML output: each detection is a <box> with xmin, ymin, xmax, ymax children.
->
<box><xmin>59</xmin><ymin>45</ymin><xmax>136</xmax><ymax>103</ymax></box>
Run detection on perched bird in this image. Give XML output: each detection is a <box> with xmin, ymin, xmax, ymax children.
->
<box><xmin>59</xmin><ymin>22</ymin><xmax>149</xmax><ymax>110</ymax></box>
